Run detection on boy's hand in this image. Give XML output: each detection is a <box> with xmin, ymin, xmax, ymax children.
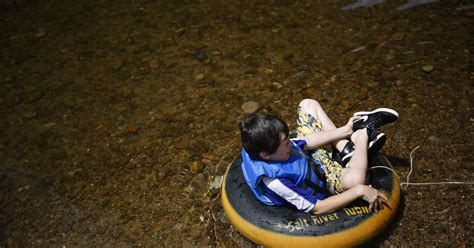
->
<box><xmin>357</xmin><ymin>185</ymin><xmax>388</xmax><ymax>213</ymax></box>
<box><xmin>344</xmin><ymin>116</ymin><xmax>360</xmax><ymax>137</ymax></box>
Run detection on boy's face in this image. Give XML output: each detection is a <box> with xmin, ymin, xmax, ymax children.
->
<box><xmin>267</xmin><ymin>133</ymin><xmax>292</xmax><ymax>161</ymax></box>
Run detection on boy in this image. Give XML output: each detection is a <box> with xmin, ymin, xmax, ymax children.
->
<box><xmin>240</xmin><ymin>99</ymin><xmax>399</xmax><ymax>214</ymax></box>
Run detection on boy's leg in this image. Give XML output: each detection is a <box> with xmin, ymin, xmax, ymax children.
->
<box><xmin>340</xmin><ymin>130</ymin><xmax>369</xmax><ymax>189</ymax></box>
<box><xmin>296</xmin><ymin>99</ymin><xmax>354</xmax><ymax>195</ymax></box>
<box><xmin>298</xmin><ymin>99</ymin><xmax>348</xmax><ymax>152</ymax></box>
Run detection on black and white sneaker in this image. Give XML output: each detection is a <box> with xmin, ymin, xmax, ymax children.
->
<box><xmin>338</xmin><ymin>130</ymin><xmax>386</xmax><ymax>166</ymax></box>
<box><xmin>367</xmin><ymin>129</ymin><xmax>386</xmax><ymax>156</ymax></box>
<box><xmin>352</xmin><ymin>108</ymin><xmax>399</xmax><ymax>131</ymax></box>
<box><xmin>339</xmin><ymin>141</ymin><xmax>355</xmax><ymax>166</ymax></box>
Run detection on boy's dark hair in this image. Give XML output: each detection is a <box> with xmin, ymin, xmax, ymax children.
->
<box><xmin>239</xmin><ymin>113</ymin><xmax>289</xmax><ymax>160</ymax></box>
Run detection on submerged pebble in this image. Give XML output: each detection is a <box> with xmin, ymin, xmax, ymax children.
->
<box><xmin>195</xmin><ymin>73</ymin><xmax>205</xmax><ymax>81</ymax></box>
<box><xmin>175</xmin><ymin>138</ymin><xmax>190</xmax><ymax>149</ymax></box>
<box><xmin>241</xmin><ymin>101</ymin><xmax>260</xmax><ymax>114</ymax></box>
<box><xmin>195</xmin><ymin>51</ymin><xmax>208</xmax><ymax>62</ymax></box>
<box><xmin>209</xmin><ymin>175</ymin><xmax>223</xmax><ymax>190</ymax></box>
<box><xmin>23</xmin><ymin>111</ymin><xmax>37</xmax><ymax>119</ymax></box>
<box><xmin>35</xmin><ymin>31</ymin><xmax>46</xmax><ymax>38</ymax></box>
<box><xmin>24</xmin><ymin>91</ymin><xmax>43</xmax><ymax>103</ymax></box>
<box><xmin>189</xmin><ymin>161</ymin><xmax>205</xmax><ymax>174</ymax></box>
<box><xmin>127</xmin><ymin>124</ymin><xmax>141</xmax><ymax>133</ymax></box>
<box><xmin>422</xmin><ymin>65</ymin><xmax>434</xmax><ymax>73</ymax></box>
<box><xmin>391</xmin><ymin>32</ymin><xmax>406</xmax><ymax>41</ymax></box>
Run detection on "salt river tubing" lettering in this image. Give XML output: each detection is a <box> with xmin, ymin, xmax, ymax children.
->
<box><xmin>343</xmin><ymin>206</ymin><xmax>370</xmax><ymax>216</ymax></box>
<box><xmin>284</xmin><ymin>206</ymin><xmax>371</xmax><ymax>232</ymax></box>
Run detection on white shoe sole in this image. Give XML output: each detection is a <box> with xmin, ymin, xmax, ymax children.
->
<box><xmin>341</xmin><ymin>151</ymin><xmax>353</xmax><ymax>163</ymax></box>
<box><xmin>353</xmin><ymin>108</ymin><xmax>399</xmax><ymax>117</ymax></box>
<box><xmin>369</xmin><ymin>133</ymin><xmax>386</xmax><ymax>148</ymax></box>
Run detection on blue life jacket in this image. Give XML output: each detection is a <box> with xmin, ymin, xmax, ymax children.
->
<box><xmin>241</xmin><ymin>142</ymin><xmax>327</xmax><ymax>205</ymax></box>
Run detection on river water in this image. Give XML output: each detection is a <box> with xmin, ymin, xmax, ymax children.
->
<box><xmin>1</xmin><ymin>0</ymin><xmax>473</xmax><ymax>246</ymax></box>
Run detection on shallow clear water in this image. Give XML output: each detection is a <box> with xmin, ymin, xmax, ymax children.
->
<box><xmin>0</xmin><ymin>0</ymin><xmax>473</xmax><ymax>246</ymax></box>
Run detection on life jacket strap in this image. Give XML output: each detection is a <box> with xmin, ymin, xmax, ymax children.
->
<box><xmin>304</xmin><ymin>178</ymin><xmax>326</xmax><ymax>195</ymax></box>
<box><xmin>304</xmin><ymin>159</ymin><xmax>326</xmax><ymax>195</ymax></box>
<box><xmin>308</xmin><ymin>158</ymin><xmax>326</xmax><ymax>182</ymax></box>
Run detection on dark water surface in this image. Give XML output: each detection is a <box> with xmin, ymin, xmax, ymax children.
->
<box><xmin>1</xmin><ymin>0</ymin><xmax>473</xmax><ymax>246</ymax></box>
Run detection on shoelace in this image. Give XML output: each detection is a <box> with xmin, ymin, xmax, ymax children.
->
<box><xmin>367</xmin><ymin>128</ymin><xmax>379</xmax><ymax>140</ymax></box>
<box><xmin>357</xmin><ymin>117</ymin><xmax>385</xmax><ymax>129</ymax></box>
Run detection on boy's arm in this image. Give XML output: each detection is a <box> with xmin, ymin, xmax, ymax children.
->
<box><xmin>303</xmin><ymin>126</ymin><xmax>352</xmax><ymax>150</ymax></box>
<box><xmin>312</xmin><ymin>184</ymin><xmax>388</xmax><ymax>214</ymax></box>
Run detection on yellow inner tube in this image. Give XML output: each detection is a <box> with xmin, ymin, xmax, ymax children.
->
<box><xmin>221</xmin><ymin>154</ymin><xmax>400</xmax><ymax>247</ymax></box>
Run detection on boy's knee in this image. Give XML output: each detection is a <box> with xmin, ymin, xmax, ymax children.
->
<box><xmin>299</xmin><ymin>99</ymin><xmax>320</xmax><ymax>111</ymax></box>
<box><xmin>342</xmin><ymin>169</ymin><xmax>366</xmax><ymax>188</ymax></box>
<box><xmin>352</xmin><ymin>173</ymin><xmax>366</xmax><ymax>186</ymax></box>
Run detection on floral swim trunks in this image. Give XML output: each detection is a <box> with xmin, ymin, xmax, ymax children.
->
<box><xmin>291</xmin><ymin>107</ymin><xmax>344</xmax><ymax>195</ymax></box>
